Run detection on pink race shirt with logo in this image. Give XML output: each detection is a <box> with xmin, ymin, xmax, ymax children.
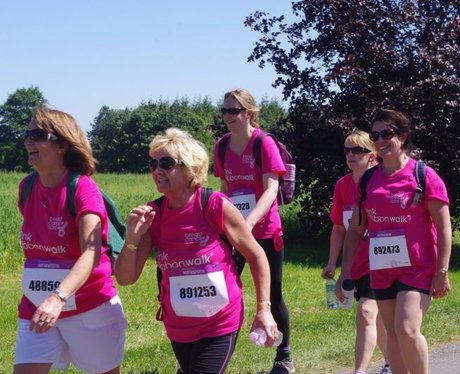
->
<box><xmin>330</xmin><ymin>173</ymin><xmax>369</xmax><ymax>280</ymax></box>
<box><xmin>148</xmin><ymin>188</ymin><xmax>243</xmax><ymax>343</ymax></box>
<box><xmin>18</xmin><ymin>172</ymin><xmax>117</xmax><ymax>319</ymax></box>
<box><xmin>357</xmin><ymin>158</ymin><xmax>449</xmax><ymax>289</ymax></box>
<box><xmin>213</xmin><ymin>128</ymin><xmax>286</xmax><ymax>239</ymax></box>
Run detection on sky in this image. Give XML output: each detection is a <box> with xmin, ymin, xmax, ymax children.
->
<box><xmin>1</xmin><ymin>1</ymin><xmax>293</xmax><ymax>132</ymax></box>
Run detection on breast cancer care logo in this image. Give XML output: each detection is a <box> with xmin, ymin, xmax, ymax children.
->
<box><xmin>48</xmin><ymin>217</ymin><xmax>69</xmax><ymax>237</ymax></box>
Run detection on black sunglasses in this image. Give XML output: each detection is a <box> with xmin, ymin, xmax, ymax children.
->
<box><xmin>220</xmin><ymin>107</ymin><xmax>246</xmax><ymax>115</ymax></box>
<box><xmin>148</xmin><ymin>156</ymin><xmax>184</xmax><ymax>171</ymax></box>
<box><xmin>344</xmin><ymin>146</ymin><xmax>371</xmax><ymax>155</ymax></box>
<box><xmin>369</xmin><ymin>129</ymin><xmax>399</xmax><ymax>142</ymax></box>
<box><xmin>24</xmin><ymin>129</ymin><xmax>59</xmax><ymax>142</ymax></box>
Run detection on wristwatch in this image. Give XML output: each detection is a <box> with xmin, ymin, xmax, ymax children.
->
<box><xmin>438</xmin><ymin>268</ymin><xmax>449</xmax><ymax>275</ymax></box>
<box><xmin>52</xmin><ymin>289</ymin><xmax>68</xmax><ymax>303</ymax></box>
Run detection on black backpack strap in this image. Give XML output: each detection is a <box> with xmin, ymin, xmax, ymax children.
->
<box><xmin>358</xmin><ymin>165</ymin><xmax>378</xmax><ymax>226</ymax></box>
<box><xmin>21</xmin><ymin>172</ymin><xmax>39</xmax><ymax>208</ymax></box>
<box><xmin>153</xmin><ymin>196</ymin><xmax>165</xmax><ymax>213</ymax></box>
<box><xmin>217</xmin><ymin>133</ymin><xmax>231</xmax><ymax>170</ymax></box>
<box><xmin>201</xmin><ymin>187</ymin><xmax>213</xmax><ymax>211</ymax></box>
<box><xmin>66</xmin><ymin>171</ymin><xmax>80</xmax><ymax>219</ymax></box>
<box><xmin>413</xmin><ymin>161</ymin><xmax>426</xmax><ymax>205</ymax></box>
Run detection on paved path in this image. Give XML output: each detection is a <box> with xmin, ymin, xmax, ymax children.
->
<box><xmin>337</xmin><ymin>341</ymin><xmax>460</xmax><ymax>373</ymax></box>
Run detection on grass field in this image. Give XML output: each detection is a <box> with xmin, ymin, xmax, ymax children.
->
<box><xmin>1</xmin><ymin>172</ymin><xmax>459</xmax><ymax>373</ymax></box>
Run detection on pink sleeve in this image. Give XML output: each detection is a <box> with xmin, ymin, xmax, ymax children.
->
<box><xmin>260</xmin><ymin>135</ymin><xmax>286</xmax><ymax>176</ymax></box>
<box><xmin>330</xmin><ymin>179</ymin><xmax>344</xmax><ymax>225</ymax></box>
<box><xmin>74</xmin><ymin>176</ymin><xmax>108</xmax><ymax>242</ymax></box>
<box><xmin>425</xmin><ymin>166</ymin><xmax>449</xmax><ymax>204</ymax></box>
<box><xmin>204</xmin><ymin>192</ymin><xmax>229</xmax><ymax>234</ymax></box>
<box><xmin>17</xmin><ymin>176</ymin><xmax>27</xmax><ymax>216</ymax></box>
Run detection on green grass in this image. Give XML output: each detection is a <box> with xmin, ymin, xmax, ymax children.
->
<box><xmin>1</xmin><ymin>172</ymin><xmax>459</xmax><ymax>373</ymax></box>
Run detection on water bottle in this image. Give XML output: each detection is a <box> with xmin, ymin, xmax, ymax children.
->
<box><xmin>340</xmin><ymin>279</ymin><xmax>355</xmax><ymax>309</ymax></box>
<box><xmin>249</xmin><ymin>328</ymin><xmax>283</xmax><ymax>347</ymax></box>
<box><xmin>325</xmin><ymin>274</ymin><xmax>339</xmax><ymax>308</ymax></box>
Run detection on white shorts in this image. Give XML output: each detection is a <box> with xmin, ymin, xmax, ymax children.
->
<box><xmin>14</xmin><ymin>295</ymin><xmax>127</xmax><ymax>373</ymax></box>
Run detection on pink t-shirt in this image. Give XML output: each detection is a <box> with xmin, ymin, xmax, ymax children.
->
<box><xmin>148</xmin><ymin>188</ymin><xmax>243</xmax><ymax>343</ymax></box>
<box><xmin>357</xmin><ymin>158</ymin><xmax>449</xmax><ymax>288</ymax></box>
<box><xmin>330</xmin><ymin>173</ymin><xmax>369</xmax><ymax>280</ymax></box>
<box><xmin>213</xmin><ymin>128</ymin><xmax>286</xmax><ymax>239</ymax></box>
<box><xmin>18</xmin><ymin>172</ymin><xmax>117</xmax><ymax>319</ymax></box>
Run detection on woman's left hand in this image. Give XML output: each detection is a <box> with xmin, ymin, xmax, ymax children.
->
<box><xmin>29</xmin><ymin>295</ymin><xmax>64</xmax><ymax>333</ymax></box>
<box><xmin>431</xmin><ymin>273</ymin><xmax>451</xmax><ymax>299</ymax></box>
<box><xmin>251</xmin><ymin>308</ymin><xmax>279</xmax><ymax>347</ymax></box>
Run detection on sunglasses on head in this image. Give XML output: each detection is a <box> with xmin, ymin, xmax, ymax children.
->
<box><xmin>148</xmin><ymin>156</ymin><xmax>183</xmax><ymax>171</ymax></box>
<box><xmin>344</xmin><ymin>146</ymin><xmax>371</xmax><ymax>155</ymax></box>
<box><xmin>220</xmin><ymin>107</ymin><xmax>246</xmax><ymax>115</ymax></box>
<box><xmin>24</xmin><ymin>129</ymin><xmax>59</xmax><ymax>142</ymax></box>
<box><xmin>369</xmin><ymin>129</ymin><xmax>399</xmax><ymax>142</ymax></box>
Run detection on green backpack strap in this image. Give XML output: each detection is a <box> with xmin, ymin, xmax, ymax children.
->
<box><xmin>358</xmin><ymin>165</ymin><xmax>378</xmax><ymax>226</ymax></box>
<box><xmin>21</xmin><ymin>171</ymin><xmax>39</xmax><ymax>207</ymax></box>
<box><xmin>66</xmin><ymin>171</ymin><xmax>80</xmax><ymax>218</ymax></box>
<box><xmin>413</xmin><ymin>160</ymin><xmax>426</xmax><ymax>205</ymax></box>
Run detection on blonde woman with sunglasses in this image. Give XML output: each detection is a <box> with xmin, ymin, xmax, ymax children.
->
<box><xmin>115</xmin><ymin>128</ymin><xmax>278</xmax><ymax>373</ymax></box>
<box><xmin>337</xmin><ymin>110</ymin><xmax>451</xmax><ymax>374</ymax></box>
<box><xmin>322</xmin><ymin>130</ymin><xmax>390</xmax><ymax>374</ymax></box>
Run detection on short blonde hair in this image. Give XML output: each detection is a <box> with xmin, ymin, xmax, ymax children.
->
<box><xmin>149</xmin><ymin>128</ymin><xmax>209</xmax><ymax>188</ymax></box>
<box><xmin>345</xmin><ymin>130</ymin><xmax>376</xmax><ymax>152</ymax></box>
<box><xmin>224</xmin><ymin>88</ymin><xmax>260</xmax><ymax>128</ymax></box>
<box><xmin>32</xmin><ymin>102</ymin><xmax>97</xmax><ymax>176</ymax></box>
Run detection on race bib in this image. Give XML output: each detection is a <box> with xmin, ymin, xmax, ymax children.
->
<box><xmin>342</xmin><ymin>205</ymin><xmax>353</xmax><ymax>230</ymax></box>
<box><xmin>369</xmin><ymin>229</ymin><xmax>411</xmax><ymax>270</ymax></box>
<box><xmin>230</xmin><ymin>190</ymin><xmax>256</xmax><ymax>219</ymax></box>
<box><xmin>169</xmin><ymin>263</ymin><xmax>229</xmax><ymax>318</ymax></box>
<box><xmin>22</xmin><ymin>259</ymin><xmax>77</xmax><ymax>311</ymax></box>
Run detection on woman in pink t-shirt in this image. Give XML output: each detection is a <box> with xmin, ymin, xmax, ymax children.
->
<box><xmin>14</xmin><ymin>103</ymin><xmax>126</xmax><ymax>374</ymax></box>
<box><xmin>338</xmin><ymin>109</ymin><xmax>451</xmax><ymax>374</ymax></box>
<box><xmin>213</xmin><ymin>88</ymin><xmax>294</xmax><ymax>374</ymax></box>
<box><xmin>322</xmin><ymin>130</ymin><xmax>390</xmax><ymax>374</ymax></box>
<box><xmin>115</xmin><ymin>128</ymin><xmax>278</xmax><ymax>374</ymax></box>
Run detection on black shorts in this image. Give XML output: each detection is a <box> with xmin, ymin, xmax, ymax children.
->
<box><xmin>373</xmin><ymin>279</ymin><xmax>430</xmax><ymax>300</ymax></box>
<box><xmin>353</xmin><ymin>273</ymin><xmax>377</xmax><ymax>301</ymax></box>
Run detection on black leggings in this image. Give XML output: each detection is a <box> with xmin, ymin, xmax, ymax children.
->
<box><xmin>234</xmin><ymin>238</ymin><xmax>291</xmax><ymax>355</ymax></box>
<box><xmin>171</xmin><ymin>331</ymin><xmax>239</xmax><ymax>374</ymax></box>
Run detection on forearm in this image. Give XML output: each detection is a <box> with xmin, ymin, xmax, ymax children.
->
<box><xmin>115</xmin><ymin>234</ymin><xmax>151</xmax><ymax>285</ymax></box>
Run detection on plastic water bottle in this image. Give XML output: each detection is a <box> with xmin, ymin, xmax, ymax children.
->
<box><xmin>249</xmin><ymin>328</ymin><xmax>283</xmax><ymax>347</ymax></box>
<box><xmin>326</xmin><ymin>275</ymin><xmax>339</xmax><ymax>308</ymax></box>
<box><xmin>340</xmin><ymin>279</ymin><xmax>355</xmax><ymax>309</ymax></box>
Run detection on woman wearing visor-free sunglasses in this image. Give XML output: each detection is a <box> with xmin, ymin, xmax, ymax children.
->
<box><xmin>322</xmin><ymin>130</ymin><xmax>391</xmax><ymax>374</ymax></box>
<box><xmin>213</xmin><ymin>88</ymin><xmax>294</xmax><ymax>373</ymax></box>
<box><xmin>337</xmin><ymin>109</ymin><xmax>451</xmax><ymax>374</ymax></box>
<box><xmin>15</xmin><ymin>103</ymin><xmax>126</xmax><ymax>374</ymax></box>
<box><xmin>115</xmin><ymin>127</ymin><xmax>277</xmax><ymax>374</ymax></box>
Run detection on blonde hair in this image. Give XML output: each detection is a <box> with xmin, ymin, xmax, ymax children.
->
<box><xmin>149</xmin><ymin>128</ymin><xmax>209</xmax><ymax>188</ymax></box>
<box><xmin>224</xmin><ymin>88</ymin><xmax>260</xmax><ymax>128</ymax></box>
<box><xmin>32</xmin><ymin>102</ymin><xmax>97</xmax><ymax>175</ymax></box>
<box><xmin>345</xmin><ymin>130</ymin><xmax>376</xmax><ymax>152</ymax></box>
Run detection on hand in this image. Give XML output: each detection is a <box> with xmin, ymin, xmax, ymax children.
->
<box><xmin>431</xmin><ymin>273</ymin><xmax>451</xmax><ymax>299</ymax></box>
<box><xmin>29</xmin><ymin>294</ymin><xmax>64</xmax><ymax>333</ymax></box>
<box><xmin>251</xmin><ymin>309</ymin><xmax>279</xmax><ymax>347</ymax></box>
<box><xmin>126</xmin><ymin>205</ymin><xmax>156</xmax><ymax>242</ymax></box>
<box><xmin>335</xmin><ymin>273</ymin><xmax>347</xmax><ymax>303</ymax></box>
<box><xmin>321</xmin><ymin>265</ymin><xmax>336</xmax><ymax>279</ymax></box>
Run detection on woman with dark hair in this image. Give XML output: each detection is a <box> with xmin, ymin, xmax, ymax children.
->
<box><xmin>337</xmin><ymin>109</ymin><xmax>451</xmax><ymax>373</ymax></box>
<box><xmin>14</xmin><ymin>103</ymin><xmax>126</xmax><ymax>374</ymax></box>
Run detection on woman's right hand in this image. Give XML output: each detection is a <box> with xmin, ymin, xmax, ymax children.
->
<box><xmin>126</xmin><ymin>205</ymin><xmax>156</xmax><ymax>243</ymax></box>
<box><xmin>321</xmin><ymin>265</ymin><xmax>336</xmax><ymax>279</ymax></box>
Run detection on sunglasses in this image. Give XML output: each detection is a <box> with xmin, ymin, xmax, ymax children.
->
<box><xmin>148</xmin><ymin>156</ymin><xmax>183</xmax><ymax>171</ymax></box>
<box><xmin>220</xmin><ymin>107</ymin><xmax>246</xmax><ymax>115</ymax></box>
<box><xmin>24</xmin><ymin>129</ymin><xmax>59</xmax><ymax>142</ymax></box>
<box><xmin>369</xmin><ymin>129</ymin><xmax>399</xmax><ymax>142</ymax></box>
<box><xmin>344</xmin><ymin>146</ymin><xmax>371</xmax><ymax>155</ymax></box>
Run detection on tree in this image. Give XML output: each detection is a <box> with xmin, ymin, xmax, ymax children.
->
<box><xmin>245</xmin><ymin>0</ymin><xmax>460</xmax><ymax>233</ymax></box>
<box><xmin>0</xmin><ymin>87</ymin><xmax>44</xmax><ymax>171</ymax></box>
